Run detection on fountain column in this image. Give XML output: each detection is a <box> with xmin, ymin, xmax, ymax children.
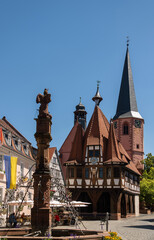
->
<box><xmin>31</xmin><ymin>89</ymin><xmax>52</xmax><ymax>236</ymax></box>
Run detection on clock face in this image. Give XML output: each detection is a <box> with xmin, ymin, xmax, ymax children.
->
<box><xmin>135</xmin><ymin>120</ymin><xmax>141</xmax><ymax>128</ymax></box>
<box><xmin>90</xmin><ymin>157</ymin><xmax>99</xmax><ymax>164</ymax></box>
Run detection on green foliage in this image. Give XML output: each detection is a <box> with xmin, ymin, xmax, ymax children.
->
<box><xmin>140</xmin><ymin>153</ymin><xmax>154</xmax><ymax>209</ymax></box>
<box><xmin>142</xmin><ymin>153</ymin><xmax>154</xmax><ymax>173</ymax></box>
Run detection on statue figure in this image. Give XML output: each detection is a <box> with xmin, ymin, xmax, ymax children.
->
<box><xmin>36</xmin><ymin>89</ymin><xmax>51</xmax><ymax>118</ymax></box>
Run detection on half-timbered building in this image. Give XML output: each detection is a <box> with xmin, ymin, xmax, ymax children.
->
<box><xmin>59</xmin><ymin>46</ymin><xmax>143</xmax><ymax>220</ymax></box>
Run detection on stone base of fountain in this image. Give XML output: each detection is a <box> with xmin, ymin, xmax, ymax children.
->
<box><xmin>0</xmin><ymin>227</ymin><xmax>109</xmax><ymax>239</ymax></box>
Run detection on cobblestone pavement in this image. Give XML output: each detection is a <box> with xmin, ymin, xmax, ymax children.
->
<box><xmin>55</xmin><ymin>214</ymin><xmax>154</xmax><ymax>240</ymax></box>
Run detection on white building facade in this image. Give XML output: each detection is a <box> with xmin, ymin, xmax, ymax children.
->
<box><xmin>0</xmin><ymin>116</ymin><xmax>35</xmax><ymax>224</ymax></box>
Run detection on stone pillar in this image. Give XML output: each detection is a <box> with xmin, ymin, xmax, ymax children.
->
<box><xmin>134</xmin><ymin>195</ymin><xmax>139</xmax><ymax>216</ymax></box>
<box><xmin>110</xmin><ymin>193</ymin><xmax>121</xmax><ymax>220</ymax></box>
<box><xmin>31</xmin><ymin>89</ymin><xmax>52</xmax><ymax>236</ymax></box>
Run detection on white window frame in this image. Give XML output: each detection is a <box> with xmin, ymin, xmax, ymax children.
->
<box><xmin>0</xmin><ymin>188</ymin><xmax>3</xmax><ymax>202</ymax></box>
<box><xmin>20</xmin><ymin>162</ymin><xmax>24</xmax><ymax>178</ymax></box>
<box><xmin>0</xmin><ymin>155</ymin><xmax>3</xmax><ymax>171</ymax></box>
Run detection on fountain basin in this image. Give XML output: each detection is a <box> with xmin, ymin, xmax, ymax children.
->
<box><xmin>0</xmin><ymin>227</ymin><xmax>109</xmax><ymax>239</ymax></box>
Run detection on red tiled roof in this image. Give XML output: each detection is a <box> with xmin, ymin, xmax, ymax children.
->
<box><xmin>105</xmin><ymin>122</ymin><xmax>128</xmax><ymax>164</ymax></box>
<box><xmin>126</xmin><ymin>160</ymin><xmax>141</xmax><ymax>175</ymax></box>
<box><xmin>59</xmin><ymin>121</ymin><xmax>85</xmax><ymax>161</ymax></box>
<box><xmin>0</xmin><ymin>116</ymin><xmax>30</xmax><ymax>143</ymax></box>
<box><xmin>67</xmin><ymin>122</ymin><xmax>84</xmax><ymax>164</ymax></box>
<box><xmin>84</xmin><ymin>105</ymin><xmax>109</xmax><ymax>147</ymax></box>
<box><xmin>49</xmin><ymin>147</ymin><xmax>56</xmax><ymax>160</ymax></box>
<box><xmin>0</xmin><ymin>117</ymin><xmax>34</xmax><ymax>160</ymax></box>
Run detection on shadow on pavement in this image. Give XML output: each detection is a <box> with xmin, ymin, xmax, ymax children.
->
<box><xmin>125</xmin><ymin>225</ymin><xmax>154</xmax><ymax>230</ymax></box>
<box><xmin>140</xmin><ymin>219</ymin><xmax>154</xmax><ymax>222</ymax></box>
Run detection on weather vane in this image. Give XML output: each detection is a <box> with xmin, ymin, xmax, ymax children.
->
<box><xmin>127</xmin><ymin>36</ymin><xmax>129</xmax><ymax>47</ymax></box>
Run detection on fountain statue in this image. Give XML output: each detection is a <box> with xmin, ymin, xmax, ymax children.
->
<box><xmin>31</xmin><ymin>89</ymin><xmax>52</xmax><ymax>236</ymax></box>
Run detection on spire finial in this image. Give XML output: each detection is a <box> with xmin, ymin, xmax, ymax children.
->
<box><xmin>79</xmin><ymin>97</ymin><xmax>81</xmax><ymax>104</ymax></box>
<box><xmin>127</xmin><ymin>36</ymin><xmax>129</xmax><ymax>47</ymax></box>
<box><xmin>92</xmin><ymin>81</ymin><xmax>103</xmax><ymax>106</ymax></box>
<box><xmin>97</xmin><ymin>80</ymin><xmax>101</xmax><ymax>89</ymax></box>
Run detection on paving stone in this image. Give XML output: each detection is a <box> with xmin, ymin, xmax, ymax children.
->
<box><xmin>55</xmin><ymin>213</ymin><xmax>154</xmax><ymax>240</ymax></box>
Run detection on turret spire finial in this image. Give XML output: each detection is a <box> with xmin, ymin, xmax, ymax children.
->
<box><xmin>97</xmin><ymin>80</ymin><xmax>101</xmax><ymax>89</ymax></box>
<box><xmin>92</xmin><ymin>81</ymin><xmax>103</xmax><ymax>106</ymax></box>
<box><xmin>79</xmin><ymin>97</ymin><xmax>81</xmax><ymax>104</ymax></box>
<box><xmin>127</xmin><ymin>36</ymin><xmax>129</xmax><ymax>47</ymax></box>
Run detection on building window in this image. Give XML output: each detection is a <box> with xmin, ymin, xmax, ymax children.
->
<box><xmin>19</xmin><ymin>191</ymin><xmax>24</xmax><ymax>200</ymax></box>
<box><xmin>0</xmin><ymin>188</ymin><xmax>3</xmax><ymax>202</ymax></box>
<box><xmin>114</xmin><ymin>121</ymin><xmax>117</xmax><ymax>129</ymax></box>
<box><xmin>123</xmin><ymin>123</ymin><xmax>129</xmax><ymax>135</ymax></box>
<box><xmin>121</xmin><ymin>169</ymin><xmax>125</xmax><ymax>177</ymax></box>
<box><xmin>85</xmin><ymin>168</ymin><xmax>89</xmax><ymax>179</ymax></box>
<box><xmin>28</xmin><ymin>192</ymin><xmax>32</xmax><ymax>200</ymax></box>
<box><xmin>77</xmin><ymin>168</ymin><xmax>82</xmax><ymax>178</ymax></box>
<box><xmin>5</xmin><ymin>133</ymin><xmax>8</xmax><ymax>139</ymax></box>
<box><xmin>53</xmin><ymin>157</ymin><xmax>56</xmax><ymax>164</ymax></box>
<box><xmin>29</xmin><ymin>168</ymin><xmax>32</xmax><ymax>179</ymax></box>
<box><xmin>136</xmin><ymin>144</ymin><xmax>139</xmax><ymax>149</ymax></box>
<box><xmin>20</xmin><ymin>163</ymin><xmax>24</xmax><ymax>178</ymax></box>
<box><xmin>69</xmin><ymin>168</ymin><xmax>74</xmax><ymax>178</ymax></box>
<box><xmin>114</xmin><ymin>167</ymin><xmax>120</xmax><ymax>178</ymax></box>
<box><xmin>0</xmin><ymin>155</ymin><xmax>3</xmax><ymax>171</ymax></box>
<box><xmin>99</xmin><ymin>168</ymin><xmax>103</xmax><ymax>178</ymax></box>
<box><xmin>107</xmin><ymin>168</ymin><xmax>111</xmax><ymax>178</ymax></box>
<box><xmin>95</xmin><ymin>150</ymin><xmax>100</xmax><ymax>157</ymax></box>
<box><xmin>89</xmin><ymin>150</ymin><xmax>93</xmax><ymax>157</ymax></box>
<box><xmin>15</xmin><ymin>140</ymin><xmax>18</xmax><ymax>146</ymax></box>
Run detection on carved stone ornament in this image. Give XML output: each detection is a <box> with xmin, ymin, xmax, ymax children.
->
<box><xmin>36</xmin><ymin>89</ymin><xmax>51</xmax><ymax>118</ymax></box>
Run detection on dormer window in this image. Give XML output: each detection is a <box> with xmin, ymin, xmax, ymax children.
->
<box><xmin>95</xmin><ymin>150</ymin><xmax>100</xmax><ymax>157</ymax></box>
<box><xmin>4</xmin><ymin>131</ymin><xmax>11</xmax><ymax>146</ymax></box>
<box><xmin>5</xmin><ymin>133</ymin><xmax>8</xmax><ymax>139</ymax></box>
<box><xmin>89</xmin><ymin>147</ymin><xmax>100</xmax><ymax>157</ymax></box>
<box><xmin>23</xmin><ymin>144</ymin><xmax>29</xmax><ymax>155</ymax></box>
<box><xmin>89</xmin><ymin>150</ymin><xmax>93</xmax><ymax>157</ymax></box>
<box><xmin>14</xmin><ymin>138</ymin><xmax>21</xmax><ymax>151</ymax></box>
<box><xmin>123</xmin><ymin>123</ymin><xmax>129</xmax><ymax>135</ymax></box>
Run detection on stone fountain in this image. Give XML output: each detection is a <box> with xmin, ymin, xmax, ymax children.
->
<box><xmin>0</xmin><ymin>89</ymin><xmax>108</xmax><ymax>239</ymax></box>
<box><xmin>31</xmin><ymin>88</ymin><xmax>52</xmax><ymax>236</ymax></box>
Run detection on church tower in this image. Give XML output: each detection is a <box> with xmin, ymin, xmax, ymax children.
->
<box><xmin>74</xmin><ymin>98</ymin><xmax>87</xmax><ymax>130</ymax></box>
<box><xmin>113</xmin><ymin>44</ymin><xmax>144</xmax><ymax>171</ymax></box>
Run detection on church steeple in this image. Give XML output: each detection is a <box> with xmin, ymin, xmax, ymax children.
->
<box><xmin>74</xmin><ymin>98</ymin><xmax>87</xmax><ymax>130</ymax></box>
<box><xmin>92</xmin><ymin>81</ymin><xmax>103</xmax><ymax>106</ymax></box>
<box><xmin>113</xmin><ymin>45</ymin><xmax>142</xmax><ymax>120</ymax></box>
<box><xmin>113</xmin><ymin>44</ymin><xmax>144</xmax><ymax>172</ymax></box>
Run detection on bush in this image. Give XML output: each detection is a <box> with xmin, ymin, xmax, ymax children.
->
<box><xmin>104</xmin><ymin>231</ymin><xmax>122</xmax><ymax>240</ymax></box>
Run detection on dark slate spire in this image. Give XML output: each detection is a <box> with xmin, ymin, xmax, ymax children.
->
<box><xmin>92</xmin><ymin>81</ymin><xmax>103</xmax><ymax>106</ymax></box>
<box><xmin>113</xmin><ymin>45</ymin><xmax>142</xmax><ymax>119</ymax></box>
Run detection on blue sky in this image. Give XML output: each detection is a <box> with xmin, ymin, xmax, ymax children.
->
<box><xmin>0</xmin><ymin>0</ymin><xmax>153</xmax><ymax>156</ymax></box>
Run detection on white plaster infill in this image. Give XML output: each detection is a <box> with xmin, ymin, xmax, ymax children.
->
<box><xmin>98</xmin><ymin>179</ymin><xmax>103</xmax><ymax>185</ymax></box>
<box><xmin>77</xmin><ymin>179</ymin><xmax>82</xmax><ymax>185</ymax></box>
<box><xmin>69</xmin><ymin>179</ymin><xmax>74</xmax><ymax>185</ymax></box>
<box><xmin>107</xmin><ymin>179</ymin><xmax>111</xmax><ymax>185</ymax></box>
<box><xmin>85</xmin><ymin>179</ymin><xmax>90</xmax><ymax>185</ymax></box>
<box><xmin>114</xmin><ymin>179</ymin><xmax>119</xmax><ymax>185</ymax></box>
